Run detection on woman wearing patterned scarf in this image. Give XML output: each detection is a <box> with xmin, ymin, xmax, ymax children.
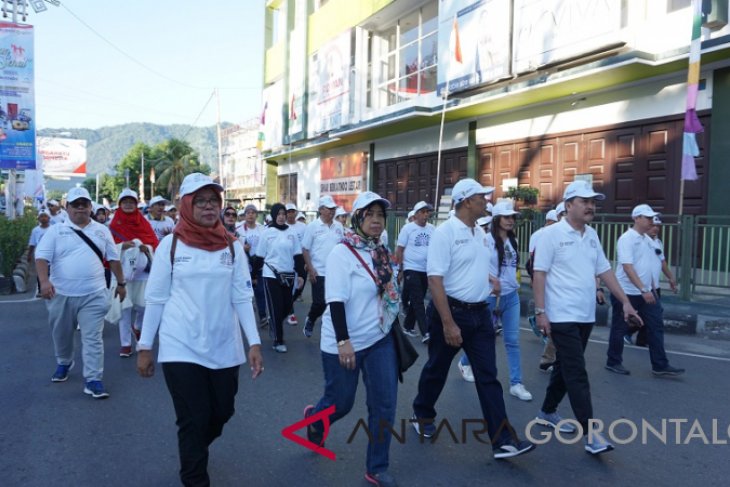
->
<box><xmin>251</xmin><ymin>203</ymin><xmax>306</xmax><ymax>353</ymax></box>
<box><xmin>303</xmin><ymin>191</ymin><xmax>401</xmax><ymax>487</ymax></box>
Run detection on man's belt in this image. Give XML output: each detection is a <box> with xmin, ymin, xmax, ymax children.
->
<box><xmin>447</xmin><ymin>296</ymin><xmax>488</xmax><ymax>310</ymax></box>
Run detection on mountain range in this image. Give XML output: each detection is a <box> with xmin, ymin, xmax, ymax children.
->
<box><xmin>37</xmin><ymin>123</ymin><xmax>228</xmax><ymax>177</ymax></box>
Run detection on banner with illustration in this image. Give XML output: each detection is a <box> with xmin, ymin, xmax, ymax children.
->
<box><xmin>319</xmin><ymin>152</ymin><xmax>366</xmax><ymax>210</ymax></box>
<box><xmin>0</xmin><ymin>22</ymin><xmax>35</xmax><ymax>170</ymax></box>
<box><xmin>37</xmin><ymin>137</ymin><xmax>87</xmax><ymax>177</ymax></box>
<box><xmin>436</xmin><ymin>0</ymin><xmax>511</xmax><ymax>96</ymax></box>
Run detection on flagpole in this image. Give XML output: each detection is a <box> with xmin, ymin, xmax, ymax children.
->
<box><xmin>434</xmin><ymin>84</ymin><xmax>449</xmax><ymax>210</ymax></box>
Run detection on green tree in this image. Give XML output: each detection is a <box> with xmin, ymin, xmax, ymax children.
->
<box><xmin>152</xmin><ymin>139</ymin><xmax>209</xmax><ymax>201</ymax></box>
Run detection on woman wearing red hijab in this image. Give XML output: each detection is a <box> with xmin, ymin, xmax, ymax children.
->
<box><xmin>136</xmin><ymin>173</ymin><xmax>263</xmax><ymax>486</ymax></box>
<box><xmin>109</xmin><ymin>188</ymin><xmax>159</xmax><ymax>358</ymax></box>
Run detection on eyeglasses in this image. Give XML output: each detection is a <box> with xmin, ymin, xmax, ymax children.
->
<box><xmin>69</xmin><ymin>200</ymin><xmax>90</xmax><ymax>209</ymax></box>
<box><xmin>224</xmin><ymin>212</ymin><xmax>236</xmax><ymax>217</ymax></box>
<box><xmin>192</xmin><ymin>197</ymin><xmax>221</xmax><ymax>208</ymax></box>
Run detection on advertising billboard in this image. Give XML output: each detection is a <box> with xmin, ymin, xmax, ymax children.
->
<box><xmin>319</xmin><ymin>152</ymin><xmax>367</xmax><ymax>210</ymax></box>
<box><xmin>0</xmin><ymin>22</ymin><xmax>36</xmax><ymax>170</ymax></box>
<box><xmin>37</xmin><ymin>136</ymin><xmax>87</xmax><ymax>177</ymax></box>
<box><xmin>308</xmin><ymin>29</ymin><xmax>351</xmax><ymax>136</ymax></box>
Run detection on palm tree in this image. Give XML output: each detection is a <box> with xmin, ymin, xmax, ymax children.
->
<box><xmin>153</xmin><ymin>139</ymin><xmax>201</xmax><ymax>201</ymax></box>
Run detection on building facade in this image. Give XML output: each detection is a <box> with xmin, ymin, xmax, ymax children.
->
<box><xmin>261</xmin><ymin>0</ymin><xmax>730</xmax><ymax>216</ymax></box>
<box><xmin>221</xmin><ymin>118</ymin><xmax>267</xmax><ymax>209</ymax></box>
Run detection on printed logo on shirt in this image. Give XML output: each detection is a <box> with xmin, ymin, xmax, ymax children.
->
<box><xmin>559</xmin><ymin>241</ymin><xmax>575</xmax><ymax>247</ymax></box>
<box><xmin>220</xmin><ymin>251</ymin><xmax>234</xmax><ymax>266</ymax></box>
<box><xmin>174</xmin><ymin>256</ymin><xmax>192</xmax><ymax>264</ymax></box>
<box><xmin>94</xmin><ymin>230</ymin><xmax>105</xmax><ymax>239</ymax></box>
<box><xmin>590</xmin><ymin>240</ymin><xmax>597</xmax><ymax>248</ymax></box>
<box><xmin>245</xmin><ymin>280</ymin><xmax>253</xmax><ymax>288</ymax></box>
<box><xmin>414</xmin><ymin>232</ymin><xmax>431</xmax><ymax>247</ymax></box>
<box><xmin>455</xmin><ymin>239</ymin><xmax>469</xmax><ymax>245</ymax></box>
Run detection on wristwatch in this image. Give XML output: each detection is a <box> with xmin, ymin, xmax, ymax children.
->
<box><xmin>534</xmin><ymin>307</ymin><xmax>546</xmax><ymax>316</ymax></box>
<box><xmin>640</xmin><ymin>287</ymin><xmax>651</xmax><ymax>293</ymax></box>
<box><xmin>337</xmin><ymin>339</ymin><xmax>349</xmax><ymax>347</ymax></box>
<box><xmin>117</xmin><ymin>281</ymin><xmax>126</xmax><ymax>287</ymax></box>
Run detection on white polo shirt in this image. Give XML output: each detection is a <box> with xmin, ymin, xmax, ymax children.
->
<box><xmin>28</xmin><ymin>225</ymin><xmax>50</xmax><ymax>246</ymax></box>
<box><xmin>649</xmin><ymin>237</ymin><xmax>665</xmax><ymax>291</ymax></box>
<box><xmin>35</xmin><ymin>219</ymin><xmax>120</xmax><ymax>296</ymax></box>
<box><xmin>50</xmin><ymin>210</ymin><xmax>66</xmax><ymax>225</ymax></box>
<box><xmin>290</xmin><ymin>220</ymin><xmax>307</xmax><ymax>243</ymax></box>
<box><xmin>256</xmin><ymin>226</ymin><xmax>302</xmax><ymax>278</ymax></box>
<box><xmin>487</xmin><ymin>233</ymin><xmax>520</xmax><ymax>295</ymax></box>
<box><xmin>528</xmin><ymin>227</ymin><xmax>545</xmax><ymax>253</ymax></box>
<box><xmin>427</xmin><ymin>216</ymin><xmax>495</xmax><ymax>303</ymax></box>
<box><xmin>146</xmin><ymin>215</ymin><xmax>175</xmax><ymax>241</ymax></box>
<box><xmin>396</xmin><ymin>221</ymin><xmax>434</xmax><ymax>273</ymax></box>
<box><xmin>533</xmin><ymin>219</ymin><xmax>611</xmax><ymax>323</ymax></box>
<box><xmin>301</xmin><ymin>218</ymin><xmax>344</xmax><ymax>276</ymax></box>
<box><xmin>615</xmin><ymin>228</ymin><xmax>657</xmax><ymax>295</ymax></box>
<box><xmin>321</xmin><ymin>243</ymin><xmax>385</xmax><ymax>354</ymax></box>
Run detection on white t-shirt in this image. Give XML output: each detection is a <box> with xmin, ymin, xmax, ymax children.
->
<box><xmin>427</xmin><ymin>216</ymin><xmax>495</xmax><ymax>303</ymax></box>
<box><xmin>290</xmin><ymin>221</ymin><xmax>307</xmax><ymax>243</ymax></box>
<box><xmin>487</xmin><ymin>233</ymin><xmax>520</xmax><ymax>295</ymax></box>
<box><xmin>143</xmin><ymin>236</ymin><xmax>259</xmax><ymax>369</ymax></box>
<box><xmin>50</xmin><ymin>210</ymin><xmax>66</xmax><ymax>225</ymax></box>
<box><xmin>396</xmin><ymin>222</ymin><xmax>434</xmax><ymax>273</ymax></box>
<box><xmin>146</xmin><ymin>215</ymin><xmax>175</xmax><ymax>241</ymax></box>
<box><xmin>301</xmin><ymin>218</ymin><xmax>344</xmax><ymax>276</ymax></box>
<box><xmin>35</xmin><ymin>219</ymin><xmax>120</xmax><ymax>296</ymax></box>
<box><xmin>239</xmin><ymin>223</ymin><xmax>265</xmax><ymax>268</ymax></box>
<box><xmin>533</xmin><ymin>219</ymin><xmax>611</xmax><ymax>323</ymax></box>
<box><xmin>28</xmin><ymin>225</ymin><xmax>50</xmax><ymax>246</ymax></box>
<box><xmin>256</xmin><ymin>226</ymin><xmax>302</xmax><ymax>278</ymax></box>
<box><xmin>615</xmin><ymin>228</ymin><xmax>657</xmax><ymax>295</ymax></box>
<box><xmin>320</xmin><ymin>243</ymin><xmax>386</xmax><ymax>354</ymax></box>
<box><xmin>380</xmin><ymin>229</ymin><xmax>389</xmax><ymax>248</ymax></box>
<box><xmin>649</xmin><ymin>238</ymin><xmax>665</xmax><ymax>290</ymax></box>
<box><xmin>528</xmin><ymin>227</ymin><xmax>545</xmax><ymax>253</ymax></box>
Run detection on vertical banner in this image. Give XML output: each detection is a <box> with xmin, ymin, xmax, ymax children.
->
<box><xmin>308</xmin><ymin>29</ymin><xmax>351</xmax><ymax>136</ymax></box>
<box><xmin>287</xmin><ymin>0</ymin><xmax>307</xmax><ymax>142</ymax></box>
<box><xmin>0</xmin><ymin>22</ymin><xmax>35</xmax><ymax>170</ymax></box>
<box><xmin>319</xmin><ymin>152</ymin><xmax>366</xmax><ymax>210</ymax></box>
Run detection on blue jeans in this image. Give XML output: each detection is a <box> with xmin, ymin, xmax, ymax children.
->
<box><xmin>460</xmin><ymin>291</ymin><xmax>523</xmax><ymax>385</ymax></box>
<box><xmin>607</xmin><ymin>294</ymin><xmax>669</xmax><ymax>370</ymax></box>
<box><xmin>414</xmin><ymin>301</ymin><xmax>517</xmax><ymax>447</ymax></box>
<box><xmin>311</xmin><ymin>333</ymin><xmax>398</xmax><ymax>474</ymax></box>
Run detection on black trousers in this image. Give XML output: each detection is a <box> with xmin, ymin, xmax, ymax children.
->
<box><xmin>402</xmin><ymin>270</ymin><xmax>429</xmax><ymax>335</ymax></box>
<box><xmin>541</xmin><ymin>322</ymin><xmax>594</xmax><ymax>434</ymax></box>
<box><xmin>306</xmin><ymin>276</ymin><xmax>327</xmax><ymax>324</ymax></box>
<box><xmin>263</xmin><ymin>277</ymin><xmax>294</xmax><ymax>344</ymax></box>
<box><xmin>163</xmin><ymin>362</ymin><xmax>240</xmax><ymax>487</ymax></box>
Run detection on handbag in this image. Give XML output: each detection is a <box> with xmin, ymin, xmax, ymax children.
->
<box><xmin>343</xmin><ymin>243</ymin><xmax>419</xmax><ymax>382</ymax></box>
<box><xmin>266</xmin><ymin>262</ymin><xmax>296</xmax><ymax>288</ymax></box>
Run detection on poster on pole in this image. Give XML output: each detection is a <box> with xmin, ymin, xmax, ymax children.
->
<box><xmin>37</xmin><ymin>136</ymin><xmax>87</xmax><ymax>177</ymax></box>
<box><xmin>0</xmin><ymin>22</ymin><xmax>36</xmax><ymax>170</ymax></box>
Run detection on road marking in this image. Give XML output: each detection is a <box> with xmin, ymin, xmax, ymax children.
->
<box><xmin>519</xmin><ymin>326</ymin><xmax>730</xmax><ymax>362</ymax></box>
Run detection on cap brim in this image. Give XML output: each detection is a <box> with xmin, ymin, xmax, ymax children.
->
<box><xmin>181</xmin><ymin>182</ymin><xmax>224</xmax><ymax>197</ymax></box>
<box><xmin>357</xmin><ymin>198</ymin><xmax>391</xmax><ymax>211</ymax></box>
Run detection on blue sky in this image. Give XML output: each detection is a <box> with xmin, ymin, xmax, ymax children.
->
<box><xmin>29</xmin><ymin>0</ymin><xmax>264</xmax><ymax>129</ymax></box>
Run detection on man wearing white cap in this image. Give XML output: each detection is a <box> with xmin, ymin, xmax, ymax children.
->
<box><xmin>35</xmin><ymin>187</ymin><xmax>126</xmax><ymax>399</ymax></box>
<box><xmin>605</xmin><ymin>204</ymin><xmax>685</xmax><ymax>377</ymax></box>
<box><xmin>146</xmin><ymin>195</ymin><xmax>175</xmax><ymax>240</ymax></box>
<box><xmin>301</xmin><ymin>195</ymin><xmax>344</xmax><ymax>337</ymax></box>
<box><xmin>395</xmin><ymin>201</ymin><xmax>434</xmax><ymax>340</ymax></box>
<box><xmin>47</xmin><ymin>199</ymin><xmax>67</xmax><ymax>224</ymax></box>
<box><xmin>411</xmin><ymin>178</ymin><xmax>535</xmax><ymax>459</ymax></box>
<box><xmin>532</xmin><ymin>180</ymin><xmax>641</xmax><ymax>455</ymax></box>
<box><xmin>285</xmin><ymin>203</ymin><xmax>308</xmax><ymax>324</ymax></box>
<box><xmin>334</xmin><ymin>206</ymin><xmax>348</xmax><ymax>226</ymax></box>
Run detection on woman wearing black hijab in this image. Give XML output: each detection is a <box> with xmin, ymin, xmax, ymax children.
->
<box><xmin>252</xmin><ymin>203</ymin><xmax>305</xmax><ymax>352</ymax></box>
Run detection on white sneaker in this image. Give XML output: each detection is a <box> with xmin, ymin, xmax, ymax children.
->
<box><xmin>458</xmin><ymin>362</ymin><xmax>475</xmax><ymax>382</ymax></box>
<box><xmin>273</xmin><ymin>343</ymin><xmax>288</xmax><ymax>353</ymax></box>
<box><xmin>287</xmin><ymin>314</ymin><xmax>298</xmax><ymax>325</ymax></box>
<box><xmin>509</xmin><ymin>383</ymin><xmax>533</xmax><ymax>401</ymax></box>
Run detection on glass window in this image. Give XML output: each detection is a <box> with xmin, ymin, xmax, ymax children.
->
<box><xmin>399</xmin><ymin>43</ymin><xmax>419</xmax><ymax>78</ymax></box>
<box><xmin>400</xmin><ymin>10</ymin><xmax>420</xmax><ymax>47</ymax></box>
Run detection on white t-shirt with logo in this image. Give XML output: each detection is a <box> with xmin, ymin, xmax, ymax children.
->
<box><xmin>487</xmin><ymin>233</ymin><xmax>520</xmax><ymax>295</ymax></box>
<box><xmin>533</xmin><ymin>219</ymin><xmax>611</xmax><ymax>323</ymax></box>
<box><xmin>427</xmin><ymin>216</ymin><xmax>495</xmax><ymax>303</ymax></box>
<box><xmin>397</xmin><ymin>222</ymin><xmax>434</xmax><ymax>273</ymax></box>
<box><xmin>35</xmin><ymin>219</ymin><xmax>120</xmax><ymax>296</ymax></box>
<box><xmin>290</xmin><ymin>221</ymin><xmax>307</xmax><ymax>243</ymax></box>
<box><xmin>321</xmin><ymin>243</ymin><xmax>386</xmax><ymax>354</ymax></box>
<box><xmin>239</xmin><ymin>223</ymin><xmax>264</xmax><ymax>267</ymax></box>
<box><xmin>301</xmin><ymin>218</ymin><xmax>344</xmax><ymax>276</ymax></box>
<box><xmin>256</xmin><ymin>226</ymin><xmax>302</xmax><ymax>278</ymax></box>
<box><xmin>146</xmin><ymin>215</ymin><xmax>175</xmax><ymax>241</ymax></box>
<box><xmin>615</xmin><ymin>228</ymin><xmax>657</xmax><ymax>295</ymax></box>
<box><xmin>142</xmin><ymin>236</ymin><xmax>259</xmax><ymax>369</ymax></box>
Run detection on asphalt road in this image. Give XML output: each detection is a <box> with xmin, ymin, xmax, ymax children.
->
<box><xmin>1</xmin><ymin>292</ymin><xmax>729</xmax><ymax>487</ymax></box>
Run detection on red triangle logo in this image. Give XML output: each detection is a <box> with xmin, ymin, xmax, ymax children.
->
<box><xmin>281</xmin><ymin>405</ymin><xmax>337</xmax><ymax>460</ymax></box>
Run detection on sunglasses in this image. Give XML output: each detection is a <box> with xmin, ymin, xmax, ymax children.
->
<box><xmin>224</xmin><ymin>212</ymin><xmax>236</xmax><ymax>217</ymax></box>
<box><xmin>69</xmin><ymin>200</ymin><xmax>90</xmax><ymax>209</ymax></box>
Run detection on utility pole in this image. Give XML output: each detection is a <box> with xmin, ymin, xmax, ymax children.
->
<box><xmin>141</xmin><ymin>151</ymin><xmax>145</xmax><ymax>202</ymax></box>
<box><xmin>215</xmin><ymin>88</ymin><xmax>224</xmax><ymax>201</ymax></box>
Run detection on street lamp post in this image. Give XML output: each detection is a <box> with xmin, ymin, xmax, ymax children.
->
<box><xmin>124</xmin><ymin>169</ymin><xmax>130</xmax><ymax>188</ymax></box>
